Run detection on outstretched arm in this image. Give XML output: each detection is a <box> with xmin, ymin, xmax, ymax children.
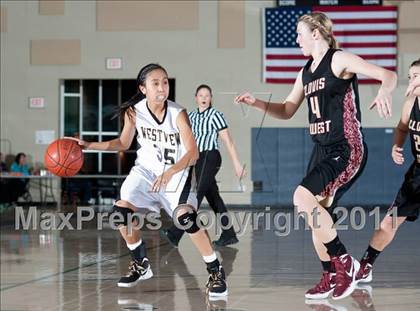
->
<box><xmin>332</xmin><ymin>51</ymin><xmax>397</xmax><ymax>119</ymax></box>
<box><xmin>234</xmin><ymin>69</ymin><xmax>305</xmax><ymax>120</ymax></box>
<box><xmin>67</xmin><ymin>110</ymin><xmax>136</xmax><ymax>151</ymax></box>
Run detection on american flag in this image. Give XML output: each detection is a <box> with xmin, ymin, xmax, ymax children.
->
<box><xmin>263</xmin><ymin>6</ymin><xmax>398</xmax><ymax>84</ymax></box>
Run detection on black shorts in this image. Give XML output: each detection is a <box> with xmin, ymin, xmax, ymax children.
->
<box><xmin>300</xmin><ymin>140</ymin><xmax>368</xmax><ymax>211</ymax></box>
<box><xmin>389</xmin><ymin>162</ymin><xmax>420</xmax><ymax>222</ymax></box>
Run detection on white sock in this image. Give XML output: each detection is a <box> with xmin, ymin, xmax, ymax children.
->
<box><xmin>127</xmin><ymin>239</ymin><xmax>142</xmax><ymax>251</ymax></box>
<box><xmin>202</xmin><ymin>252</ymin><xmax>217</xmax><ymax>263</ymax></box>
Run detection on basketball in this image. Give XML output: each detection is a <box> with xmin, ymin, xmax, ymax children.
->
<box><xmin>44</xmin><ymin>138</ymin><xmax>84</xmax><ymax>177</ymax></box>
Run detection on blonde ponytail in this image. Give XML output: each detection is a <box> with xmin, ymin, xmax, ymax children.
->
<box><xmin>329</xmin><ymin>33</ymin><xmax>339</xmax><ymax>49</ymax></box>
<box><xmin>298</xmin><ymin>12</ymin><xmax>339</xmax><ymax>49</ymax></box>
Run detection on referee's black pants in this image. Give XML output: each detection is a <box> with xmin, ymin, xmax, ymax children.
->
<box><xmin>168</xmin><ymin>149</ymin><xmax>236</xmax><ymax>241</ymax></box>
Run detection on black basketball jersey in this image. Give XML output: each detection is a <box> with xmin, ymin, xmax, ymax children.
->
<box><xmin>302</xmin><ymin>48</ymin><xmax>363</xmax><ymax>146</ymax></box>
<box><xmin>409</xmin><ymin>97</ymin><xmax>420</xmax><ymax>165</ymax></box>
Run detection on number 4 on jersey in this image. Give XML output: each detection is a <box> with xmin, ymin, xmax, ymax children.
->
<box><xmin>310</xmin><ymin>96</ymin><xmax>321</xmax><ymax>119</ymax></box>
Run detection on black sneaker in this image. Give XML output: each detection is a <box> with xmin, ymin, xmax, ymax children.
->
<box><xmin>206</xmin><ymin>266</ymin><xmax>228</xmax><ymax>297</ymax></box>
<box><xmin>117</xmin><ymin>258</ymin><xmax>153</xmax><ymax>288</ymax></box>
<box><xmin>212</xmin><ymin>235</ymin><xmax>239</xmax><ymax>247</ymax></box>
<box><xmin>160</xmin><ymin>228</ymin><xmax>180</xmax><ymax>248</ymax></box>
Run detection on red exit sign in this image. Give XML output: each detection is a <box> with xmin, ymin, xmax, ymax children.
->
<box><xmin>106</xmin><ymin>58</ymin><xmax>123</xmax><ymax>70</ymax></box>
<box><xmin>29</xmin><ymin>97</ymin><xmax>45</xmax><ymax>108</ymax></box>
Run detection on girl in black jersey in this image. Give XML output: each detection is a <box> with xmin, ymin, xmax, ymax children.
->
<box><xmin>356</xmin><ymin>59</ymin><xmax>420</xmax><ymax>284</ymax></box>
<box><xmin>235</xmin><ymin>12</ymin><xmax>397</xmax><ymax>300</ymax></box>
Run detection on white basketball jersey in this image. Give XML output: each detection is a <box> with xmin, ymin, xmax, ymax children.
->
<box><xmin>134</xmin><ymin>99</ymin><xmax>186</xmax><ymax>176</ymax></box>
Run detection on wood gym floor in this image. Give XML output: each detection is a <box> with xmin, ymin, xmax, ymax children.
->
<box><xmin>1</xmin><ymin>207</ymin><xmax>419</xmax><ymax>311</ymax></box>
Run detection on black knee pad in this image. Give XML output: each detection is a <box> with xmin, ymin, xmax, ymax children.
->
<box><xmin>177</xmin><ymin>211</ymin><xmax>200</xmax><ymax>234</ymax></box>
<box><xmin>109</xmin><ymin>205</ymin><xmax>138</xmax><ymax>227</ymax></box>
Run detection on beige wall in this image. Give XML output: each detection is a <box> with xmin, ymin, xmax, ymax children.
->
<box><xmin>96</xmin><ymin>1</ymin><xmax>199</xmax><ymax>31</ymax></box>
<box><xmin>39</xmin><ymin>0</ymin><xmax>65</xmax><ymax>15</ymax></box>
<box><xmin>1</xmin><ymin>0</ymin><xmax>419</xmax><ymax>204</ymax></box>
<box><xmin>0</xmin><ymin>6</ymin><xmax>7</xmax><ymax>32</ymax></box>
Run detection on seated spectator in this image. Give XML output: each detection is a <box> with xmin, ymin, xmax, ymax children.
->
<box><xmin>10</xmin><ymin>153</ymin><xmax>30</xmax><ymax>176</ymax></box>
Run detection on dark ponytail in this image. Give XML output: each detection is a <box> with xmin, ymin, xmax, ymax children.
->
<box><xmin>113</xmin><ymin>63</ymin><xmax>168</xmax><ymax>120</ymax></box>
<box><xmin>113</xmin><ymin>92</ymin><xmax>144</xmax><ymax>121</ymax></box>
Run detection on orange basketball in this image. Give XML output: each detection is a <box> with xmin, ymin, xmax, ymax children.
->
<box><xmin>44</xmin><ymin>138</ymin><xmax>84</xmax><ymax>177</ymax></box>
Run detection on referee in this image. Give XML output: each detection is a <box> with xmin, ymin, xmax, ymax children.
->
<box><xmin>162</xmin><ymin>84</ymin><xmax>246</xmax><ymax>247</ymax></box>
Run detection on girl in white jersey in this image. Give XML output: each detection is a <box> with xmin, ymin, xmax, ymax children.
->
<box><xmin>70</xmin><ymin>64</ymin><xmax>227</xmax><ymax>297</ymax></box>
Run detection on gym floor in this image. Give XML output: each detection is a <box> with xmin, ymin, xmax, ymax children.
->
<box><xmin>1</xmin><ymin>207</ymin><xmax>419</xmax><ymax>311</ymax></box>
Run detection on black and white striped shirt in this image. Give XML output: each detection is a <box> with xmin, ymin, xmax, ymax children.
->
<box><xmin>188</xmin><ymin>107</ymin><xmax>228</xmax><ymax>152</ymax></box>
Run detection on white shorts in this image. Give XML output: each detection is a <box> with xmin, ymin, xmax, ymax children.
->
<box><xmin>120</xmin><ymin>165</ymin><xmax>197</xmax><ymax>218</ymax></box>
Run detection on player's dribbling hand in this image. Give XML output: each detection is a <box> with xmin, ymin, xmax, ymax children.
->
<box><xmin>369</xmin><ymin>88</ymin><xmax>392</xmax><ymax>119</ymax></box>
<box><xmin>234</xmin><ymin>92</ymin><xmax>256</xmax><ymax>106</ymax></box>
<box><xmin>391</xmin><ymin>144</ymin><xmax>404</xmax><ymax>165</ymax></box>
<box><xmin>63</xmin><ymin>136</ymin><xmax>90</xmax><ymax>149</ymax></box>
<box><xmin>151</xmin><ymin>169</ymin><xmax>174</xmax><ymax>192</ymax></box>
